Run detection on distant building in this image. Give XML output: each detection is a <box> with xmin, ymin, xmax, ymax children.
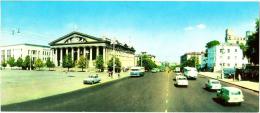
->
<box><xmin>135</xmin><ymin>52</ymin><xmax>161</xmax><ymax>66</ymax></box>
<box><xmin>180</xmin><ymin>52</ymin><xmax>205</xmax><ymax>65</ymax></box>
<box><xmin>207</xmin><ymin>43</ymin><xmax>248</xmax><ymax>72</ymax></box>
<box><xmin>225</xmin><ymin>29</ymin><xmax>247</xmax><ymax>45</ymax></box>
<box><xmin>0</xmin><ymin>43</ymin><xmax>52</xmax><ymax>67</ymax></box>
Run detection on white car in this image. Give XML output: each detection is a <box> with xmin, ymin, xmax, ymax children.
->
<box><xmin>217</xmin><ymin>87</ymin><xmax>244</xmax><ymax>105</ymax></box>
<box><xmin>175</xmin><ymin>75</ymin><xmax>188</xmax><ymax>86</ymax></box>
<box><xmin>205</xmin><ymin>79</ymin><xmax>222</xmax><ymax>90</ymax></box>
<box><xmin>83</xmin><ymin>75</ymin><xmax>101</xmax><ymax>84</ymax></box>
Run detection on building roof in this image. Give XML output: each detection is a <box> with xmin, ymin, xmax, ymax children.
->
<box><xmin>184</xmin><ymin>52</ymin><xmax>205</xmax><ymax>56</ymax></box>
<box><xmin>0</xmin><ymin>43</ymin><xmax>50</xmax><ymax>48</ymax></box>
<box><xmin>49</xmin><ymin>31</ymin><xmax>105</xmax><ymax>46</ymax></box>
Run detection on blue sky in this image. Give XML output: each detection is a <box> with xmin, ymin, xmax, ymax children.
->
<box><xmin>1</xmin><ymin>1</ymin><xmax>259</xmax><ymax>63</ymax></box>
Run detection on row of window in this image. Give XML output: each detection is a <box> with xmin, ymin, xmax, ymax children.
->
<box><xmin>219</xmin><ymin>48</ymin><xmax>238</xmax><ymax>53</ymax></box>
<box><xmin>220</xmin><ymin>63</ymin><xmax>238</xmax><ymax>67</ymax></box>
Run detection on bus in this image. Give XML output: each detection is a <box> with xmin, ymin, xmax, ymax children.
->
<box><xmin>183</xmin><ymin>67</ymin><xmax>198</xmax><ymax>79</ymax></box>
<box><xmin>130</xmin><ymin>67</ymin><xmax>145</xmax><ymax>77</ymax></box>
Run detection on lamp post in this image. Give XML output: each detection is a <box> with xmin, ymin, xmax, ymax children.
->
<box><xmin>220</xmin><ymin>45</ymin><xmax>225</xmax><ymax>79</ymax></box>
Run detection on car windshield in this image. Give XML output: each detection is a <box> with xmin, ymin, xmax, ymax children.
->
<box><xmin>178</xmin><ymin>77</ymin><xmax>187</xmax><ymax>80</ymax></box>
<box><xmin>230</xmin><ymin>91</ymin><xmax>241</xmax><ymax>95</ymax></box>
<box><xmin>212</xmin><ymin>81</ymin><xmax>220</xmax><ymax>84</ymax></box>
<box><xmin>131</xmin><ymin>69</ymin><xmax>140</xmax><ymax>71</ymax></box>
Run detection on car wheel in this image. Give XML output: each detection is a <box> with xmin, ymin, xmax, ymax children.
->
<box><xmin>238</xmin><ymin>102</ymin><xmax>242</xmax><ymax>106</ymax></box>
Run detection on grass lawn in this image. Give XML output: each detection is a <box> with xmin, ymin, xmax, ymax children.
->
<box><xmin>1</xmin><ymin>69</ymin><xmax>127</xmax><ymax>105</ymax></box>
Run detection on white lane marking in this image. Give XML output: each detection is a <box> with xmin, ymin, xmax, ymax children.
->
<box><xmin>166</xmin><ymin>99</ymin><xmax>168</xmax><ymax>104</ymax></box>
<box><xmin>165</xmin><ymin>109</ymin><xmax>167</xmax><ymax>112</ymax></box>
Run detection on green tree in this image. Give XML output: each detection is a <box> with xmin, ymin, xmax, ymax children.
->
<box><xmin>138</xmin><ymin>55</ymin><xmax>157</xmax><ymax>71</ymax></box>
<box><xmin>95</xmin><ymin>55</ymin><xmax>104</xmax><ymax>72</ymax></box>
<box><xmin>245</xmin><ymin>19</ymin><xmax>259</xmax><ymax>65</ymax></box>
<box><xmin>181</xmin><ymin>56</ymin><xmax>199</xmax><ymax>68</ymax></box>
<box><xmin>77</xmin><ymin>55</ymin><xmax>87</xmax><ymax>72</ymax></box>
<box><xmin>22</xmin><ymin>55</ymin><xmax>31</xmax><ymax>70</ymax></box>
<box><xmin>16</xmin><ymin>57</ymin><xmax>23</xmax><ymax>69</ymax></box>
<box><xmin>62</xmin><ymin>54</ymin><xmax>74</xmax><ymax>71</ymax></box>
<box><xmin>206</xmin><ymin>40</ymin><xmax>220</xmax><ymax>49</ymax></box>
<box><xmin>34</xmin><ymin>58</ymin><xmax>44</xmax><ymax>70</ymax></box>
<box><xmin>1</xmin><ymin>60</ymin><xmax>7</xmax><ymax>69</ymax></box>
<box><xmin>46</xmin><ymin>57</ymin><xmax>55</xmax><ymax>71</ymax></box>
<box><xmin>239</xmin><ymin>43</ymin><xmax>247</xmax><ymax>58</ymax></box>
<box><xmin>7</xmin><ymin>57</ymin><xmax>16</xmax><ymax>69</ymax></box>
<box><xmin>107</xmin><ymin>56</ymin><xmax>121</xmax><ymax>73</ymax></box>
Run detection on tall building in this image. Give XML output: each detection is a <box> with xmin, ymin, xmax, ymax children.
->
<box><xmin>0</xmin><ymin>43</ymin><xmax>52</xmax><ymax>67</ymax></box>
<box><xmin>49</xmin><ymin>31</ymin><xmax>136</xmax><ymax>68</ymax></box>
<box><xmin>180</xmin><ymin>52</ymin><xmax>205</xmax><ymax>65</ymax></box>
<box><xmin>207</xmin><ymin>43</ymin><xmax>248</xmax><ymax>72</ymax></box>
<box><xmin>225</xmin><ymin>29</ymin><xmax>247</xmax><ymax>45</ymax></box>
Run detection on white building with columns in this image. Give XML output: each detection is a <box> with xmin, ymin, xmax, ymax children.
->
<box><xmin>49</xmin><ymin>31</ymin><xmax>136</xmax><ymax>68</ymax></box>
<box><xmin>0</xmin><ymin>43</ymin><xmax>52</xmax><ymax>67</ymax></box>
<box><xmin>207</xmin><ymin>43</ymin><xmax>248</xmax><ymax>72</ymax></box>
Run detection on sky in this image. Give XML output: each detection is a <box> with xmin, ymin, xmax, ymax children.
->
<box><xmin>1</xmin><ymin>1</ymin><xmax>259</xmax><ymax>63</ymax></box>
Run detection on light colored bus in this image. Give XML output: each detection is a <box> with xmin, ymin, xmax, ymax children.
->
<box><xmin>183</xmin><ymin>67</ymin><xmax>198</xmax><ymax>79</ymax></box>
<box><xmin>130</xmin><ymin>67</ymin><xmax>145</xmax><ymax>77</ymax></box>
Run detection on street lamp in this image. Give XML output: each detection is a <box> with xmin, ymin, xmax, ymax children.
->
<box><xmin>220</xmin><ymin>45</ymin><xmax>225</xmax><ymax>79</ymax></box>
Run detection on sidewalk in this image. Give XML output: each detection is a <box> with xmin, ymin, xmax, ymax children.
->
<box><xmin>199</xmin><ymin>72</ymin><xmax>259</xmax><ymax>92</ymax></box>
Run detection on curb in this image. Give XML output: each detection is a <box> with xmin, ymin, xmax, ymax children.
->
<box><xmin>199</xmin><ymin>74</ymin><xmax>259</xmax><ymax>93</ymax></box>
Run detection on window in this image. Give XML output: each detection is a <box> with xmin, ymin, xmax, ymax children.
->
<box><xmin>235</xmin><ymin>56</ymin><xmax>237</xmax><ymax>59</ymax></box>
<box><xmin>227</xmin><ymin>64</ymin><xmax>230</xmax><ymax>66</ymax></box>
<box><xmin>235</xmin><ymin>49</ymin><xmax>237</xmax><ymax>52</ymax></box>
<box><xmin>228</xmin><ymin>56</ymin><xmax>230</xmax><ymax>59</ymax></box>
<box><xmin>227</xmin><ymin>49</ymin><xmax>230</xmax><ymax>53</ymax></box>
<box><xmin>235</xmin><ymin>64</ymin><xmax>237</xmax><ymax>66</ymax></box>
<box><xmin>223</xmin><ymin>63</ymin><xmax>225</xmax><ymax>66</ymax></box>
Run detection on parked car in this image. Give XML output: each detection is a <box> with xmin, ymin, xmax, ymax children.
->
<box><xmin>83</xmin><ymin>74</ymin><xmax>101</xmax><ymax>84</ymax></box>
<box><xmin>175</xmin><ymin>75</ymin><xmax>188</xmax><ymax>87</ymax></box>
<box><xmin>205</xmin><ymin>79</ymin><xmax>221</xmax><ymax>90</ymax></box>
<box><xmin>183</xmin><ymin>67</ymin><xmax>198</xmax><ymax>79</ymax></box>
<box><xmin>217</xmin><ymin>87</ymin><xmax>244</xmax><ymax>105</ymax></box>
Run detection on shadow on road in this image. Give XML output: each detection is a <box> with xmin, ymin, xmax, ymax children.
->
<box><xmin>203</xmin><ymin>87</ymin><xmax>218</xmax><ymax>93</ymax></box>
<box><xmin>212</xmin><ymin>97</ymin><xmax>242</xmax><ymax>107</ymax></box>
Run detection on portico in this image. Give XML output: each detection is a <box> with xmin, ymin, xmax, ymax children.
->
<box><xmin>49</xmin><ymin>31</ymin><xmax>135</xmax><ymax>68</ymax></box>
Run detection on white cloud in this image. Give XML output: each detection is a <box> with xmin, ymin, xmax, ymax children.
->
<box><xmin>184</xmin><ymin>24</ymin><xmax>207</xmax><ymax>31</ymax></box>
<box><xmin>184</xmin><ymin>26</ymin><xmax>194</xmax><ymax>31</ymax></box>
<box><xmin>196</xmin><ymin>24</ymin><xmax>206</xmax><ymax>29</ymax></box>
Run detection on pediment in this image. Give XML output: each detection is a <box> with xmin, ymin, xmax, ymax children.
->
<box><xmin>49</xmin><ymin>32</ymin><xmax>104</xmax><ymax>45</ymax></box>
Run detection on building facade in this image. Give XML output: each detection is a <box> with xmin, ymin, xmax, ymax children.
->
<box><xmin>49</xmin><ymin>31</ymin><xmax>135</xmax><ymax>68</ymax></box>
<box><xmin>180</xmin><ymin>52</ymin><xmax>204</xmax><ymax>65</ymax></box>
<box><xmin>135</xmin><ymin>52</ymin><xmax>161</xmax><ymax>66</ymax></box>
<box><xmin>0</xmin><ymin>43</ymin><xmax>52</xmax><ymax>67</ymax></box>
<box><xmin>207</xmin><ymin>43</ymin><xmax>248</xmax><ymax>72</ymax></box>
<box><xmin>225</xmin><ymin>29</ymin><xmax>247</xmax><ymax>45</ymax></box>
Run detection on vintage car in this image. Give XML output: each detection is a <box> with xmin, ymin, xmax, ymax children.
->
<box><xmin>217</xmin><ymin>87</ymin><xmax>244</xmax><ymax>105</ymax></box>
<box><xmin>83</xmin><ymin>74</ymin><xmax>101</xmax><ymax>84</ymax></box>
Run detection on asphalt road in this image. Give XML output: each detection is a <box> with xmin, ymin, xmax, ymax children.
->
<box><xmin>2</xmin><ymin>71</ymin><xmax>259</xmax><ymax>112</ymax></box>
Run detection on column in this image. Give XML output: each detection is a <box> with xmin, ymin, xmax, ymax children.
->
<box><xmin>96</xmin><ymin>46</ymin><xmax>99</xmax><ymax>57</ymax></box>
<box><xmin>54</xmin><ymin>48</ymin><xmax>57</xmax><ymax>66</ymax></box>
<box><xmin>103</xmin><ymin>47</ymin><xmax>106</xmax><ymax>67</ymax></box>
<box><xmin>66</xmin><ymin>48</ymin><xmax>68</xmax><ymax>55</ymax></box>
<box><xmin>90</xmin><ymin>47</ymin><xmax>93</xmax><ymax>67</ymax></box>
<box><xmin>60</xmin><ymin>48</ymin><xmax>63</xmax><ymax>66</ymax></box>
<box><xmin>77</xmin><ymin>47</ymin><xmax>80</xmax><ymax>61</ymax></box>
<box><xmin>71</xmin><ymin>47</ymin><xmax>74</xmax><ymax>61</ymax></box>
<box><xmin>83</xmin><ymin>47</ymin><xmax>86</xmax><ymax>58</ymax></box>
